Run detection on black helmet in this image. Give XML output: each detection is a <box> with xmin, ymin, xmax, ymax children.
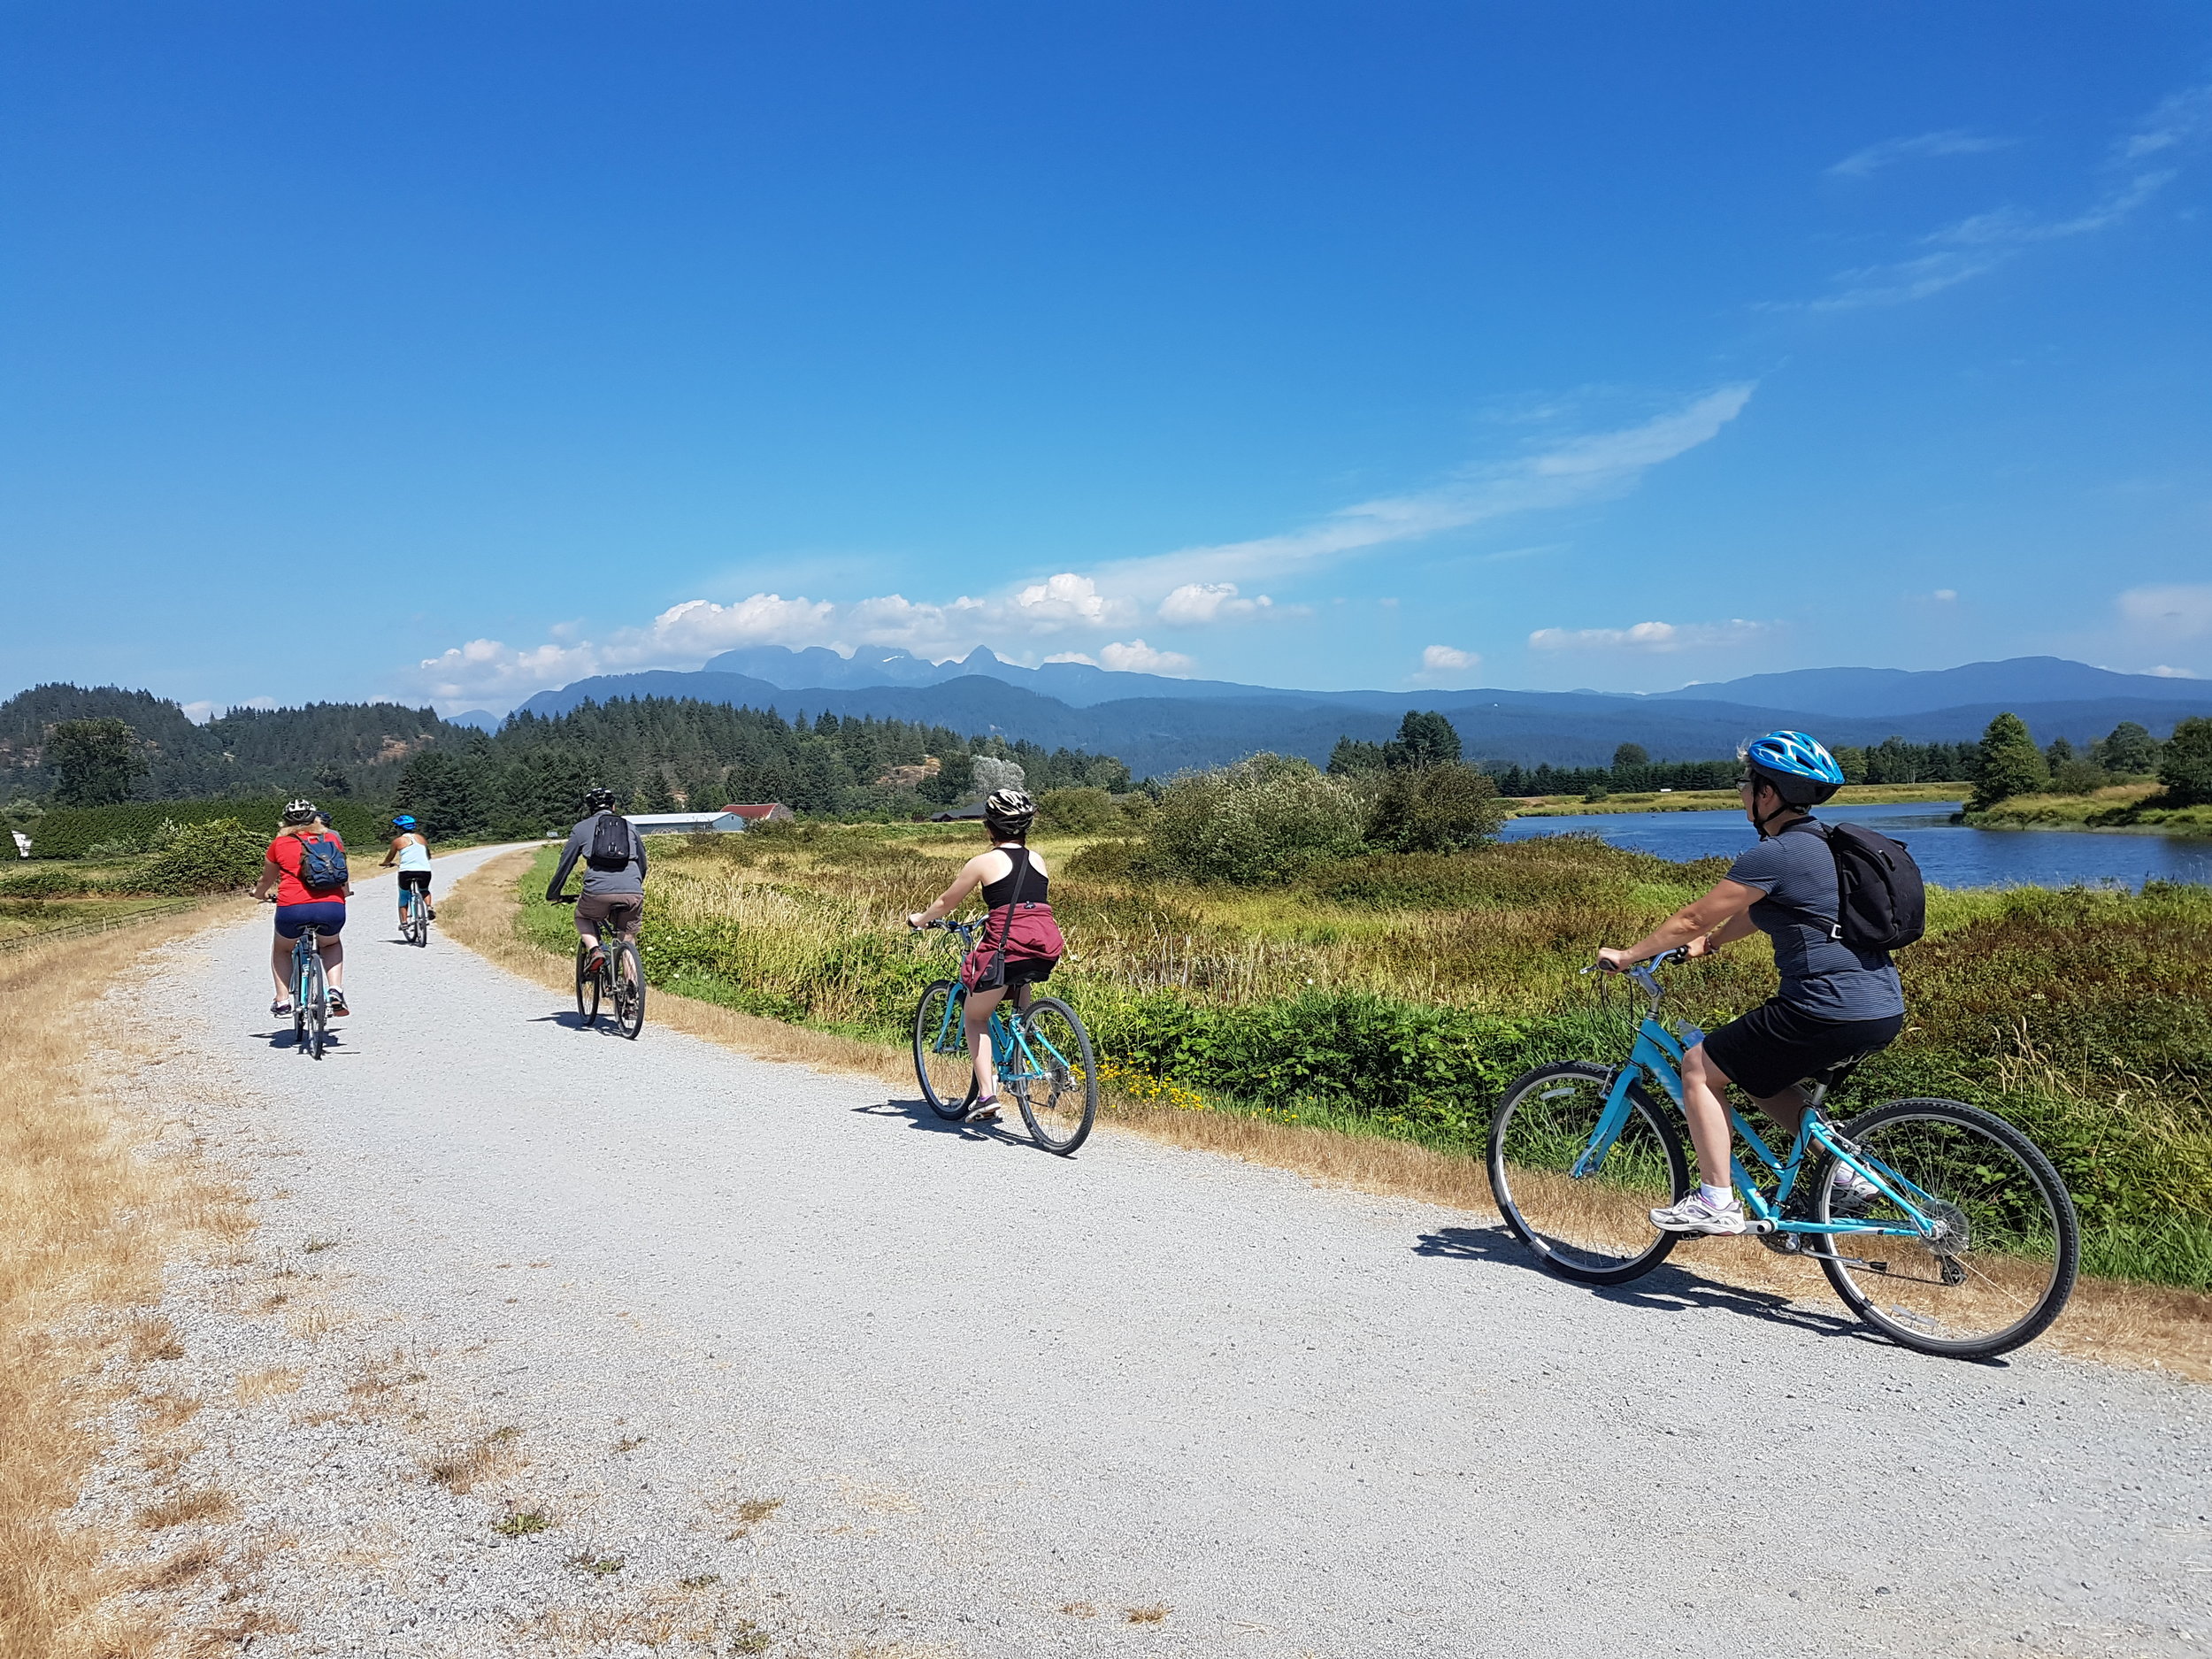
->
<box><xmin>983</xmin><ymin>787</ymin><xmax>1036</xmax><ymax>835</ymax></box>
<box><xmin>583</xmin><ymin>786</ymin><xmax>619</xmax><ymax>814</ymax></box>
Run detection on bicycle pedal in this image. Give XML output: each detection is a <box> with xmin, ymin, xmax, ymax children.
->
<box><xmin>1744</xmin><ymin>1217</ymin><xmax>1777</xmax><ymax>1235</ymax></box>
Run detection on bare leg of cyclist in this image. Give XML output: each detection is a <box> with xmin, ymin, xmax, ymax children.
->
<box><xmin>1656</xmin><ymin>1042</ymin><xmax>1752</xmax><ymax>1234</ymax></box>
<box><xmin>319</xmin><ymin>933</ymin><xmax>345</xmax><ymax>994</ymax></box>
<box><xmin>269</xmin><ymin>935</ymin><xmax>295</xmax><ymax>1001</ymax></box>
<box><xmin>963</xmin><ymin>986</ymin><xmax>1008</xmax><ymax>1114</ymax></box>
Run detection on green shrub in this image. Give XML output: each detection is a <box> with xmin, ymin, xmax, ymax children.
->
<box><xmin>1135</xmin><ymin>755</ymin><xmax>1363</xmax><ymax>886</ymax></box>
<box><xmin>1037</xmin><ymin>786</ymin><xmax>1116</xmax><ymax>833</ymax></box>
<box><xmin>20</xmin><ymin>796</ymin><xmax>391</xmax><ymax>858</ymax></box>
<box><xmin>137</xmin><ymin>818</ymin><xmax>267</xmax><ymax>894</ymax></box>
<box><xmin>0</xmin><ymin>867</ymin><xmax>90</xmax><ymax>898</ymax></box>
<box><xmin>1970</xmin><ymin>711</ymin><xmax>2049</xmax><ymax>809</ymax></box>
<box><xmin>1360</xmin><ymin>763</ymin><xmax>1505</xmax><ymax>852</ymax></box>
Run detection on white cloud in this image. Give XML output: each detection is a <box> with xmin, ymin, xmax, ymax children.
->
<box><xmin>2119</xmin><ymin>84</ymin><xmax>2212</xmax><ymax>161</ymax></box>
<box><xmin>1828</xmin><ymin>129</ymin><xmax>2013</xmax><ymax>180</ymax></box>
<box><xmin>180</xmin><ymin>700</ymin><xmax>219</xmax><ymax>725</ymax></box>
<box><xmin>1104</xmin><ymin>386</ymin><xmax>1755</xmax><ymax>593</ymax></box>
<box><xmin>405</xmin><ymin>386</ymin><xmax>1752</xmax><ymax>705</ymax></box>
<box><xmin>2146</xmin><ymin>664</ymin><xmax>2200</xmax><ymax>678</ymax></box>
<box><xmin>1788</xmin><ymin>88</ymin><xmax>2200</xmax><ymax>312</ymax></box>
<box><xmin>1932</xmin><ymin>588</ymin><xmax>1959</xmax><ymax>602</ymax></box>
<box><xmin>2116</xmin><ymin>583</ymin><xmax>2212</xmax><ymax>640</ymax></box>
<box><xmin>1157</xmin><ymin>581</ymin><xmax>1276</xmax><ymax>626</ymax></box>
<box><xmin>1096</xmin><ymin>640</ymin><xmax>1192</xmax><ymax>675</ymax></box>
<box><xmin>1527</xmin><ymin>618</ymin><xmax>1772</xmax><ymax>654</ymax></box>
<box><xmin>1411</xmin><ymin>644</ymin><xmax>1482</xmax><ymax>686</ymax></box>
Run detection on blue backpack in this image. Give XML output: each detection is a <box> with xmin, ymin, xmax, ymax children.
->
<box><xmin>296</xmin><ymin>833</ymin><xmax>349</xmax><ymax>893</ymax></box>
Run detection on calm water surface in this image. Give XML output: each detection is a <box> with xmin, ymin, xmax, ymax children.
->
<box><xmin>1499</xmin><ymin>801</ymin><xmax>2212</xmax><ymax>889</ymax></box>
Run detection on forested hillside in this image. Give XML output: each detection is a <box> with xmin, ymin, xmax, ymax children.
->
<box><xmin>389</xmin><ymin>696</ymin><xmax>1133</xmax><ymax>837</ymax></box>
<box><xmin>0</xmin><ymin>684</ymin><xmax>462</xmax><ymax>801</ymax></box>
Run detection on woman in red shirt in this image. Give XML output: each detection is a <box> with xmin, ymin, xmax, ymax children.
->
<box><xmin>251</xmin><ymin>800</ymin><xmax>352</xmax><ymax>1017</ymax></box>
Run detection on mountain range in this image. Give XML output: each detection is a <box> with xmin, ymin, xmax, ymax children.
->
<box><xmin>511</xmin><ymin>650</ymin><xmax>2209</xmax><ymax>776</ymax></box>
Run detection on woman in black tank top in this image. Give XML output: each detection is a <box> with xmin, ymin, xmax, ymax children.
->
<box><xmin>903</xmin><ymin>787</ymin><xmax>1060</xmax><ymax>1123</ymax></box>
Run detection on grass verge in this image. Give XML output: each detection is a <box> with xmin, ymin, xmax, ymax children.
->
<box><xmin>0</xmin><ymin>899</ymin><xmax>252</xmax><ymax>1659</ymax></box>
<box><xmin>443</xmin><ymin>848</ymin><xmax>2211</xmax><ymax>1381</ymax></box>
<box><xmin>1508</xmin><ymin>783</ymin><xmax>1967</xmax><ymax>816</ymax></box>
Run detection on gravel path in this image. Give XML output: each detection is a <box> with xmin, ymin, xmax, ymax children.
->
<box><xmin>86</xmin><ymin>845</ymin><xmax>2212</xmax><ymax>1657</ymax></box>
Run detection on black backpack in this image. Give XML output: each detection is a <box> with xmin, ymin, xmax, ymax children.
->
<box><xmin>585</xmin><ymin>810</ymin><xmax>635</xmax><ymax>872</ymax></box>
<box><xmin>1784</xmin><ymin>818</ymin><xmax>1925</xmax><ymax>954</ymax></box>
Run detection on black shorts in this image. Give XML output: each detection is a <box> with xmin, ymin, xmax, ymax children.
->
<box><xmin>1701</xmin><ymin>998</ymin><xmax>1903</xmax><ymax>1101</ymax></box>
<box><xmin>398</xmin><ymin>871</ymin><xmax>432</xmax><ymax>894</ymax></box>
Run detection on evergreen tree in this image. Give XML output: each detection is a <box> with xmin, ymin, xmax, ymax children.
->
<box><xmin>1611</xmin><ymin>742</ymin><xmax>1648</xmax><ymax>769</ymax></box>
<box><xmin>50</xmin><ymin>718</ymin><xmax>146</xmax><ymax>805</ymax></box>
<box><xmin>2097</xmin><ymin>721</ymin><xmax>2160</xmax><ymax>775</ymax></box>
<box><xmin>1970</xmin><ymin>712</ymin><xmax>2049</xmax><ymax>810</ymax></box>
<box><xmin>1382</xmin><ymin>710</ymin><xmax>1462</xmax><ymax>770</ymax></box>
<box><xmin>2156</xmin><ymin>716</ymin><xmax>2212</xmax><ymax>807</ymax></box>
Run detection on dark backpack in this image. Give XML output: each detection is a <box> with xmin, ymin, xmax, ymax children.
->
<box><xmin>296</xmin><ymin>832</ymin><xmax>349</xmax><ymax>893</ymax></box>
<box><xmin>586</xmin><ymin>811</ymin><xmax>635</xmax><ymax>872</ymax></box>
<box><xmin>1785</xmin><ymin>818</ymin><xmax>1925</xmax><ymax>954</ymax></box>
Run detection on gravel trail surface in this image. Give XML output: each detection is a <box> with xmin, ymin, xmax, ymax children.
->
<box><xmin>89</xmin><ymin>846</ymin><xmax>2211</xmax><ymax>1657</ymax></box>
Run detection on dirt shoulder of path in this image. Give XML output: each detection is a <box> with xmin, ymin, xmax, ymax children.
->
<box><xmin>0</xmin><ymin>897</ymin><xmax>257</xmax><ymax>1659</ymax></box>
<box><xmin>445</xmin><ymin>846</ymin><xmax>2212</xmax><ymax>1384</ymax></box>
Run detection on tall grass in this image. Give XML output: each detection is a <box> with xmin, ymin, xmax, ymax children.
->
<box><xmin>517</xmin><ymin>826</ymin><xmax>2212</xmax><ymax>1289</ymax></box>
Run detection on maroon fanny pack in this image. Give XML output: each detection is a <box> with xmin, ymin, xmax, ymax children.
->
<box><xmin>960</xmin><ymin>901</ymin><xmax>1064</xmax><ymax>989</ymax></box>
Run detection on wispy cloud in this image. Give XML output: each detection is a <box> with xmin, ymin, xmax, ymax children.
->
<box><xmin>2119</xmin><ymin>84</ymin><xmax>2212</xmax><ymax>161</ymax></box>
<box><xmin>1787</xmin><ymin>87</ymin><xmax>2202</xmax><ymax>311</ymax></box>
<box><xmin>1527</xmin><ymin>618</ymin><xmax>1772</xmax><ymax>654</ymax></box>
<box><xmin>1828</xmin><ymin>129</ymin><xmax>2013</xmax><ymax>180</ymax></box>
<box><xmin>2116</xmin><ymin>582</ymin><xmax>2212</xmax><ymax>641</ymax></box>
<box><xmin>405</xmin><ymin>387</ymin><xmax>1755</xmax><ymax>706</ymax></box>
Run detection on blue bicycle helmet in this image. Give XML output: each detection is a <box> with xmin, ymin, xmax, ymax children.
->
<box><xmin>392</xmin><ymin>814</ymin><xmax>417</xmax><ymax>829</ymax></box>
<box><xmin>1740</xmin><ymin>730</ymin><xmax>1845</xmax><ymax>808</ymax></box>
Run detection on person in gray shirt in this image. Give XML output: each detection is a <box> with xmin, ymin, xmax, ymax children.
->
<box><xmin>547</xmin><ymin>786</ymin><xmax>649</xmax><ymax>971</ymax></box>
<box><xmin>1597</xmin><ymin>731</ymin><xmax>1903</xmax><ymax>1236</ymax></box>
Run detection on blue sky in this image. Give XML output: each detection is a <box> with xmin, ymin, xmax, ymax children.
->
<box><xmin>4</xmin><ymin>2</ymin><xmax>2208</xmax><ymax>714</ymax></box>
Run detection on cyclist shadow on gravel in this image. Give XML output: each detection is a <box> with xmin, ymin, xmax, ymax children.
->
<box><xmin>1414</xmin><ymin>1225</ymin><xmax>1886</xmax><ymax>1348</ymax></box>
<box><xmin>259</xmin><ymin>1026</ymin><xmax>342</xmax><ymax>1053</ymax></box>
<box><xmin>526</xmin><ymin>1012</ymin><xmax>634</xmax><ymax>1035</ymax></box>
<box><xmin>852</xmin><ymin>1097</ymin><xmax>1024</xmax><ymax>1141</ymax></box>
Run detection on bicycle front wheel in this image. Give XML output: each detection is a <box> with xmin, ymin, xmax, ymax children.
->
<box><xmin>1487</xmin><ymin>1062</ymin><xmax>1688</xmax><ymax>1285</ymax></box>
<box><xmin>1816</xmin><ymin>1097</ymin><xmax>2078</xmax><ymax>1359</ymax></box>
<box><xmin>611</xmin><ymin>941</ymin><xmax>645</xmax><ymax>1040</ymax></box>
<box><xmin>912</xmin><ymin>981</ymin><xmax>976</xmax><ymax>1118</ymax></box>
<box><xmin>1010</xmin><ymin>997</ymin><xmax>1095</xmax><ymax>1156</ymax></box>
<box><xmin>575</xmin><ymin>941</ymin><xmax>601</xmax><ymax>1027</ymax></box>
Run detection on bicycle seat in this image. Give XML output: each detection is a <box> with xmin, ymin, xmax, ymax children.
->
<box><xmin>1802</xmin><ymin>1056</ymin><xmax>1868</xmax><ymax>1096</ymax></box>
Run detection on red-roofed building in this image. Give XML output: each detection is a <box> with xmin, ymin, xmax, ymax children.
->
<box><xmin>719</xmin><ymin>803</ymin><xmax>795</xmax><ymax>824</ymax></box>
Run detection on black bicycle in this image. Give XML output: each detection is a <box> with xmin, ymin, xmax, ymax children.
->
<box><xmin>555</xmin><ymin>896</ymin><xmax>645</xmax><ymax>1039</ymax></box>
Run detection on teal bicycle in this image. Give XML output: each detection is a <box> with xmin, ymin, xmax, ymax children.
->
<box><xmin>288</xmin><ymin>924</ymin><xmax>333</xmax><ymax>1060</ymax></box>
<box><xmin>912</xmin><ymin>918</ymin><xmax>1097</xmax><ymax>1155</ymax></box>
<box><xmin>399</xmin><ymin>882</ymin><xmax>430</xmax><ymax>947</ymax></box>
<box><xmin>1486</xmin><ymin>952</ymin><xmax>2078</xmax><ymax>1359</ymax></box>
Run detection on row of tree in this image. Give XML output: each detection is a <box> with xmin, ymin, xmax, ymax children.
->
<box><xmin>390</xmin><ymin>696</ymin><xmax>1133</xmax><ymax>838</ymax></box>
<box><xmin>1972</xmin><ymin>713</ymin><xmax>2212</xmax><ymax>808</ymax></box>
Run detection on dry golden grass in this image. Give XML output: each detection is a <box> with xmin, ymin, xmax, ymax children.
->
<box><xmin>444</xmin><ymin>851</ymin><xmax>2212</xmax><ymax>1380</ymax></box>
<box><xmin>425</xmin><ymin>1425</ymin><xmax>526</xmax><ymax>1494</ymax></box>
<box><xmin>232</xmin><ymin>1367</ymin><xmax>302</xmax><ymax>1404</ymax></box>
<box><xmin>0</xmin><ymin>903</ymin><xmax>251</xmax><ymax>1659</ymax></box>
<box><xmin>134</xmin><ymin>1486</ymin><xmax>236</xmax><ymax>1532</ymax></box>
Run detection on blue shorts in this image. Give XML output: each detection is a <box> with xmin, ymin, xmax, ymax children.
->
<box><xmin>274</xmin><ymin>902</ymin><xmax>347</xmax><ymax>940</ymax></box>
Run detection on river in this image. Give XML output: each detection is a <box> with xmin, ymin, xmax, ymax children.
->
<box><xmin>1499</xmin><ymin>800</ymin><xmax>2212</xmax><ymax>888</ymax></box>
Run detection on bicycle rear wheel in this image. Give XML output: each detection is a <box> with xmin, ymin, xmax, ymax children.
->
<box><xmin>301</xmin><ymin>951</ymin><xmax>327</xmax><ymax>1061</ymax></box>
<box><xmin>1010</xmin><ymin>997</ymin><xmax>1095</xmax><ymax>1155</ymax></box>
<box><xmin>409</xmin><ymin>891</ymin><xmax>428</xmax><ymax>946</ymax></box>
<box><xmin>1816</xmin><ymin>1097</ymin><xmax>2078</xmax><ymax>1359</ymax></box>
<box><xmin>1487</xmin><ymin>1062</ymin><xmax>1688</xmax><ymax>1285</ymax></box>
<box><xmin>575</xmin><ymin>941</ymin><xmax>601</xmax><ymax>1027</ymax></box>
<box><xmin>912</xmin><ymin>981</ymin><xmax>977</xmax><ymax>1118</ymax></box>
<box><xmin>611</xmin><ymin>941</ymin><xmax>646</xmax><ymax>1040</ymax></box>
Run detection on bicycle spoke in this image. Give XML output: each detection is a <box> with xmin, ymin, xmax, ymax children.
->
<box><xmin>1487</xmin><ymin>1064</ymin><xmax>1686</xmax><ymax>1285</ymax></box>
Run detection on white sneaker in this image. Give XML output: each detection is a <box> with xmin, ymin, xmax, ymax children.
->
<box><xmin>1649</xmin><ymin>1194</ymin><xmax>1748</xmax><ymax>1235</ymax></box>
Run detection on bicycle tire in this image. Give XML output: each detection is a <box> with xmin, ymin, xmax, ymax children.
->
<box><xmin>293</xmin><ymin>954</ymin><xmax>309</xmax><ymax>1053</ymax></box>
<box><xmin>912</xmin><ymin>980</ymin><xmax>977</xmax><ymax>1118</ymax></box>
<box><xmin>1487</xmin><ymin>1061</ymin><xmax>1689</xmax><ymax>1286</ymax></box>
<box><xmin>575</xmin><ymin>941</ymin><xmax>601</xmax><ymax>1027</ymax></box>
<box><xmin>1010</xmin><ymin>996</ymin><xmax>1095</xmax><ymax>1156</ymax></box>
<box><xmin>410</xmin><ymin>891</ymin><xmax>428</xmax><ymax>946</ymax></box>
<box><xmin>612</xmin><ymin>941</ymin><xmax>646</xmax><ymax>1040</ymax></box>
<box><xmin>302</xmin><ymin>951</ymin><xmax>327</xmax><ymax>1062</ymax></box>
<box><xmin>1816</xmin><ymin>1096</ymin><xmax>2078</xmax><ymax>1359</ymax></box>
